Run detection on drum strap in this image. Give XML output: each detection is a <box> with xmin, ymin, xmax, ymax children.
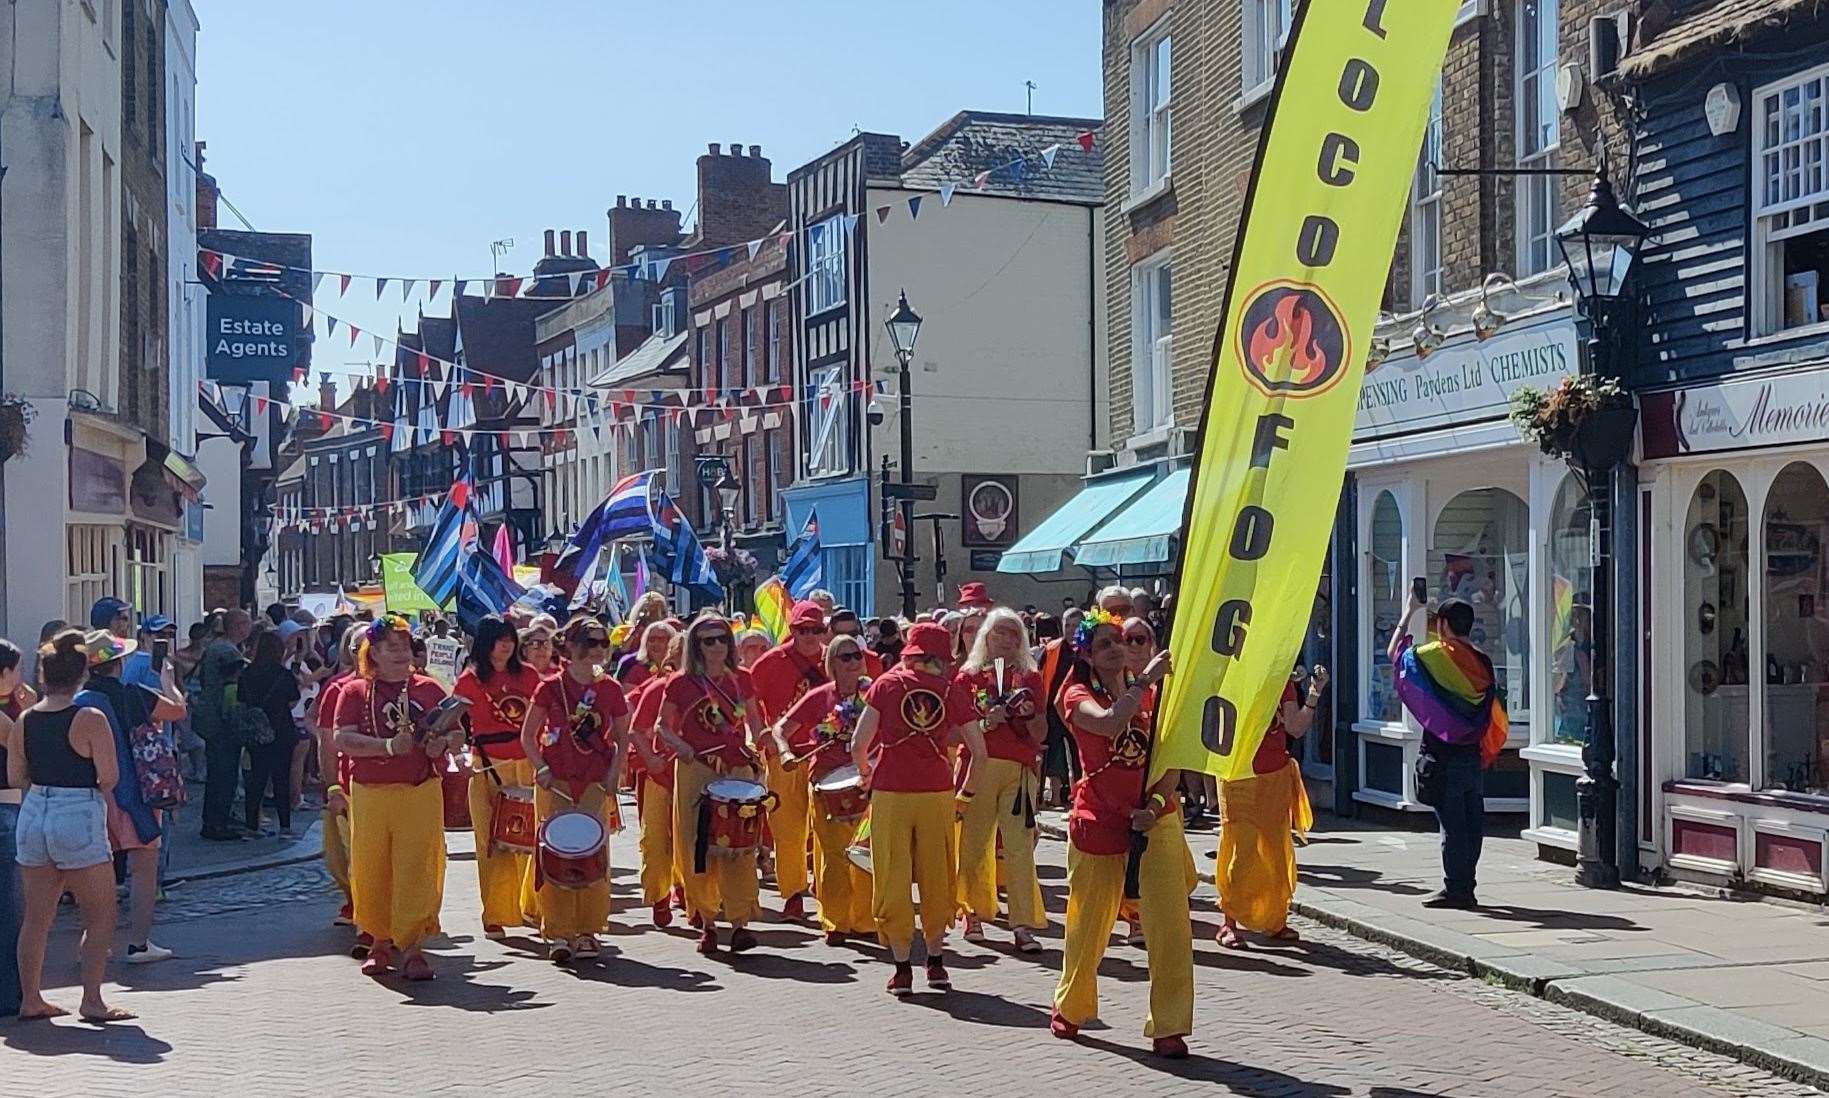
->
<box><xmin>694</xmin><ymin>792</ymin><xmax>714</xmax><ymax>875</ymax></box>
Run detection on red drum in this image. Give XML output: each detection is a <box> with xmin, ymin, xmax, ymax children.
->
<box><xmin>490</xmin><ymin>786</ymin><xmax>537</xmax><ymax>854</ymax></box>
<box><xmin>537</xmin><ymin>810</ymin><xmax>608</xmax><ymax>890</ymax></box>
<box><xmin>812</xmin><ymin>763</ymin><xmax>869</xmax><ymax>823</ymax></box>
<box><xmin>441</xmin><ymin>755</ymin><xmax>472</xmax><ymax>831</ymax></box>
<box><xmin>704</xmin><ymin>778</ymin><xmax>772</xmax><ymax>857</ymax></box>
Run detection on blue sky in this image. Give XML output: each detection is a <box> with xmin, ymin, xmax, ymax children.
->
<box><xmin>196</xmin><ymin>1</ymin><xmax>1103</xmax><ymax>398</ymax></box>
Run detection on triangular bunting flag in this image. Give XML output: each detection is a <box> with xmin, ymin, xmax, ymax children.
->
<box><xmin>428</xmin><ymin>279</ymin><xmax>443</xmax><ymax>300</ymax></box>
<box><xmin>843</xmin><ymin>213</ymin><xmax>859</xmax><ymax>236</ymax></box>
<box><xmin>378</xmin><ymin>421</ymin><xmax>394</xmax><ymax>442</ymax></box>
<box><xmin>348</xmin><ymin>324</ymin><xmax>360</xmax><ymax>348</ymax></box>
<box><xmin>908</xmin><ymin>195</ymin><xmax>923</xmax><ymax>220</ymax></box>
<box><xmin>973</xmin><ymin>170</ymin><xmax>991</xmax><ymax>189</ymax></box>
<box><xmin>441</xmin><ymin>430</ymin><xmax>455</xmax><ymax>447</ymax></box>
<box><xmin>327</xmin><ymin>317</ymin><xmax>339</xmax><ymax>339</ymax></box>
<box><xmin>299</xmin><ymin>303</ymin><xmax>314</xmax><ymax>326</ymax></box>
<box><xmin>940</xmin><ymin>182</ymin><xmax>957</xmax><ymax>207</ymax></box>
<box><xmin>417</xmin><ymin>352</ymin><xmax>431</xmax><ymax>377</ymax></box>
<box><xmin>653</xmin><ymin>257</ymin><xmax>672</xmax><ymax>283</ymax></box>
<box><xmin>320</xmin><ymin>411</ymin><xmax>333</xmax><ymax>430</ymax></box>
<box><xmin>375</xmin><ymin>277</ymin><xmax>389</xmax><ymax>299</ymax></box>
<box><xmin>253</xmin><ymin>396</ymin><xmax>268</xmax><ymax>415</ymax></box>
<box><xmin>292</xmin><ymin>366</ymin><xmax>307</xmax><ymax>384</ymax></box>
<box><xmin>595</xmin><ymin>269</ymin><xmax>611</xmax><ymax>291</ymax></box>
<box><xmin>1042</xmin><ymin>143</ymin><xmax>1060</xmax><ymax>169</ymax></box>
<box><xmin>569</xmin><ymin>271</ymin><xmax>584</xmax><ymax>296</ymax></box>
<box><xmin>747</xmin><ymin>238</ymin><xmax>763</xmax><ymax>260</ymax></box>
<box><xmin>875</xmin><ymin>205</ymin><xmax>892</xmax><ymax>224</ymax></box>
<box><xmin>338</xmin><ymin>274</ymin><xmax>352</xmax><ymax>296</ymax></box>
<box><xmin>1077</xmin><ymin>129</ymin><xmax>1095</xmax><ymax>152</ymax></box>
<box><xmin>455</xmin><ymin>279</ymin><xmax>469</xmax><ymax>298</ymax></box>
<box><xmin>375</xmin><ymin>373</ymin><xmax>389</xmax><ymax>395</ymax></box>
<box><xmin>401</xmin><ymin>278</ymin><xmax>416</xmax><ymax>301</ymax></box>
<box><xmin>372</xmin><ymin>334</ymin><xmax>384</xmax><ymax>357</ymax></box>
<box><xmin>312</xmin><ymin>272</ymin><xmax>325</xmax><ymax>296</ymax></box>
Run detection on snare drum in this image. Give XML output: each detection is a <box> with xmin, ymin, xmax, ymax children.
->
<box><xmin>489</xmin><ymin>786</ymin><xmax>538</xmax><ymax>855</ymax></box>
<box><xmin>704</xmin><ymin>777</ymin><xmax>772</xmax><ymax>857</ymax></box>
<box><xmin>812</xmin><ymin>763</ymin><xmax>869</xmax><ymax>822</ymax></box>
<box><xmin>846</xmin><ymin>813</ymin><xmax>872</xmax><ymax>876</ymax></box>
<box><xmin>537</xmin><ymin>809</ymin><xmax>608</xmax><ymax>890</ymax></box>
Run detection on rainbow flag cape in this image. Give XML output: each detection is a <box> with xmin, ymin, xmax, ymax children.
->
<box><xmin>753</xmin><ymin>576</ymin><xmax>791</xmax><ymax>643</ymax></box>
<box><xmin>1394</xmin><ymin>636</ymin><xmax>1509</xmax><ymax>764</ymax></box>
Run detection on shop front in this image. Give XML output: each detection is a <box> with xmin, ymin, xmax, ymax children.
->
<box><xmin>1638</xmin><ymin>364</ymin><xmax>1829</xmax><ymax>896</ymax></box>
<box><xmin>782</xmin><ymin>476</ymin><xmax>875</xmax><ymax>614</ymax></box>
<box><xmin>1344</xmin><ymin>295</ymin><xmax>1589</xmax><ymax>841</ymax></box>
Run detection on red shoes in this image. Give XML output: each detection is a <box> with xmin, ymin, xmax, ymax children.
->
<box><xmin>696</xmin><ymin>927</ymin><xmax>719</xmax><ymax>955</ymax></box>
<box><xmin>652</xmin><ymin>900</ymin><xmax>673</xmax><ymax>929</ymax></box>
<box><xmin>1152</xmin><ymin>1035</ymin><xmax>1189</xmax><ymax>1059</ymax></box>
<box><xmin>823</xmin><ymin>931</ymin><xmax>848</xmax><ymax>947</ymax></box>
<box><xmin>1049</xmin><ymin>1011</ymin><xmax>1079</xmax><ymax>1040</ymax></box>
<box><xmin>782</xmin><ymin>893</ymin><xmax>808</xmax><ymax>922</ymax></box>
<box><xmin>400</xmin><ymin>953</ymin><xmax>436</xmax><ymax>982</ymax></box>
<box><xmin>360</xmin><ymin>945</ymin><xmax>393</xmax><ymax>977</ymax></box>
<box><xmin>350</xmin><ymin>932</ymin><xmax>374</xmax><ymax>960</ymax></box>
<box><xmin>924</xmin><ymin>957</ymin><xmax>951</xmax><ymax>991</ymax></box>
<box><xmin>728</xmin><ymin>928</ymin><xmax>758</xmax><ymax>954</ymax></box>
<box><xmin>886</xmin><ymin>962</ymin><xmax>914</xmax><ymax>997</ymax></box>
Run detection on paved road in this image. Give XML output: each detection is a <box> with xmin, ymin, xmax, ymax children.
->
<box><xmin>0</xmin><ymin>817</ymin><xmax>1819</xmax><ymax>1097</ymax></box>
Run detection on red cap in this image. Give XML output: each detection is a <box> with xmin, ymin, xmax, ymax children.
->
<box><xmin>790</xmin><ymin>600</ymin><xmax>827</xmax><ymax>628</ymax></box>
<box><xmin>902</xmin><ymin>621</ymin><xmax>953</xmax><ymax>662</ymax></box>
<box><xmin>957</xmin><ymin>581</ymin><xmax>993</xmax><ymax>609</ymax></box>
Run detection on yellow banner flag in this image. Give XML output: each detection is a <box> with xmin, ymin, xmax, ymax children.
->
<box><xmin>1157</xmin><ymin>0</ymin><xmax>1459</xmax><ymax>781</ymax></box>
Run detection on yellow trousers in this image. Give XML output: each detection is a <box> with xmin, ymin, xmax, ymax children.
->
<box><xmin>1055</xmin><ymin>811</ymin><xmax>1194</xmax><ymax>1038</ymax></box>
<box><xmin>468</xmin><ymin>758</ymin><xmax>536</xmax><ymax>929</ymax></box>
<box><xmin>870</xmin><ymin>790</ymin><xmax>956</xmax><ymax>954</ymax></box>
<box><xmin>955</xmin><ymin>758</ymin><xmax>1045</xmax><ymax>929</ymax></box>
<box><xmin>638</xmin><ymin>776</ymin><xmax>677</xmax><ymax>906</ymax></box>
<box><xmin>809</xmin><ymin>802</ymin><xmax>873</xmax><ymax>935</ymax></box>
<box><xmin>1218</xmin><ymin>760</ymin><xmax>1313</xmax><ymax>933</ymax></box>
<box><xmin>764</xmin><ymin>752</ymin><xmax>811</xmax><ymax>898</ymax></box>
<box><xmin>533</xmin><ymin>783</ymin><xmax>613</xmax><ymax>940</ymax></box>
<box><xmin>324</xmin><ymin>790</ymin><xmax>352</xmax><ymax>902</ymax></box>
<box><xmin>349</xmin><ymin>779</ymin><xmax>447</xmax><ymax>950</ymax></box>
<box><xmin>672</xmin><ymin>759</ymin><xmax>761</xmax><ymax>925</ymax></box>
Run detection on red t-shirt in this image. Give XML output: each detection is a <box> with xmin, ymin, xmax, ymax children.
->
<box><xmin>663</xmin><ymin>670</ymin><xmax>755</xmax><ymax>768</ymax></box>
<box><xmin>453</xmin><ymin>665</ymin><xmax>541</xmax><ymax>761</ymax></box>
<box><xmin>749</xmin><ymin>642</ymin><xmax>828</xmax><ymax>726</ymax></box>
<box><xmin>1252</xmin><ymin>681</ymin><xmax>1302</xmax><ymax>775</ymax></box>
<box><xmin>332</xmin><ymin>674</ymin><xmax>452</xmax><ymax>786</ymax></box>
<box><xmin>863</xmin><ymin>665</ymin><xmax>975</xmax><ymax>794</ymax></box>
<box><xmin>953</xmin><ymin>666</ymin><xmax>1046</xmax><ymax>766</ymax></box>
<box><xmin>627</xmin><ymin>673</ymin><xmax>675</xmax><ymax>787</ymax></box>
<box><xmin>1058</xmin><ymin>677</ymin><xmax>1157</xmax><ymax>855</ymax></box>
<box><xmin>532</xmin><ymin>671</ymin><xmax>629</xmax><ymax>787</ymax></box>
<box><xmin>781</xmin><ymin>679</ymin><xmax>872</xmax><ymax>779</ymax></box>
<box><xmin>316</xmin><ymin>674</ymin><xmax>354</xmax><ymax>787</ymax></box>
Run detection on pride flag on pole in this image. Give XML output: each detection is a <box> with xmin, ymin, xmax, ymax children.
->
<box><xmin>754</xmin><ymin>576</ymin><xmax>792</xmax><ymax>643</ymax></box>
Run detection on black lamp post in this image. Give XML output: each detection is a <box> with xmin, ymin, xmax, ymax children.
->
<box><xmin>1554</xmin><ymin>163</ymin><xmax>1651</xmax><ymax>890</ymax></box>
<box><xmin>884</xmin><ymin>290</ymin><xmax>923</xmax><ymax>619</ymax></box>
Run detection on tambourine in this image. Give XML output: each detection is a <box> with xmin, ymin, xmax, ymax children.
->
<box><xmin>1005</xmin><ymin>686</ymin><xmax>1038</xmax><ymax>721</ymax></box>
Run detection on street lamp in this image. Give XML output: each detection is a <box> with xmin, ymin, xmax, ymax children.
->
<box><xmin>884</xmin><ymin>289</ymin><xmax>922</xmax><ymax>618</ymax></box>
<box><xmin>1555</xmin><ymin>161</ymin><xmax>1651</xmax><ymax>891</ymax></box>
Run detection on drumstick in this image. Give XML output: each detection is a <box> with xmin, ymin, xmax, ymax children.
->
<box><xmin>994</xmin><ymin>657</ymin><xmax>1006</xmax><ymax>697</ymax></box>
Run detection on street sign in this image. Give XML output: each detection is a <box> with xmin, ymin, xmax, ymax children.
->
<box><xmin>889</xmin><ymin>507</ymin><xmax>908</xmax><ymax>560</ymax></box>
<box><xmin>883</xmin><ymin>482</ymin><xmax>938</xmax><ymax>501</ymax></box>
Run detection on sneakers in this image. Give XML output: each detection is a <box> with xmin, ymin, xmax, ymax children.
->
<box><xmin>925</xmin><ymin>956</ymin><xmax>952</xmax><ymax>991</ymax></box>
<box><xmin>482</xmin><ymin>924</ymin><xmax>506</xmax><ymax>942</ymax></box>
<box><xmin>652</xmin><ymin>900</ymin><xmax>673</xmax><ymax>929</ymax></box>
<box><xmin>400</xmin><ymin>952</ymin><xmax>435</xmax><ymax>982</ymax></box>
<box><xmin>350</xmin><ymin>932</ymin><xmax>374</xmax><ymax>960</ymax></box>
<box><xmin>1421</xmin><ymin>890</ymin><xmax>1478</xmax><ymax>910</ymax></box>
<box><xmin>1013</xmin><ymin>927</ymin><xmax>1043</xmax><ymax>954</ymax></box>
<box><xmin>781</xmin><ymin>893</ymin><xmax>807</xmax><ymax>923</ymax></box>
<box><xmin>359</xmin><ymin>945</ymin><xmax>393</xmax><ymax>977</ymax></box>
<box><xmin>728</xmin><ymin>928</ymin><xmax>758</xmax><ymax>954</ymax></box>
<box><xmin>886</xmin><ymin>962</ymin><xmax>914</xmax><ymax>998</ymax></box>
<box><xmin>1152</xmin><ymin>1035</ymin><xmax>1189</xmax><ymax>1060</ymax></box>
<box><xmin>696</xmin><ymin>927</ymin><xmax>719</xmax><ymax>955</ymax></box>
<box><xmin>573</xmin><ymin>936</ymin><xmax>600</xmax><ymax>960</ymax></box>
<box><xmin>125</xmin><ymin>941</ymin><xmax>173</xmax><ymax>964</ymax></box>
<box><xmin>1049</xmin><ymin>1011</ymin><xmax>1079</xmax><ymax>1040</ymax></box>
<box><xmin>961</xmin><ymin>915</ymin><xmax>986</xmax><ymax>943</ymax></box>
<box><xmin>548</xmin><ymin>940</ymin><xmax>574</xmax><ymax>964</ymax></box>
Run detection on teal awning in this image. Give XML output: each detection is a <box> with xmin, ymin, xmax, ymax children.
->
<box><xmin>1072</xmin><ymin>468</ymin><xmax>1190</xmax><ymax>568</ymax></box>
<box><xmin>996</xmin><ymin>470</ymin><xmax>1154</xmax><ymax>574</ymax></box>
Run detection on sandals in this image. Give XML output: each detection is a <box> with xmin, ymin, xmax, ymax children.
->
<box><xmin>1217</xmin><ymin>925</ymin><xmax>1246</xmax><ymax>950</ymax></box>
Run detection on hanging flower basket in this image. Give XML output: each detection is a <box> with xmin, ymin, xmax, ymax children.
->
<box><xmin>0</xmin><ymin>396</ymin><xmax>37</xmax><ymax>464</ymax></box>
<box><xmin>1509</xmin><ymin>374</ymin><xmax>1636</xmax><ymax>472</ymax></box>
<box><xmin>705</xmin><ymin>545</ymin><xmax>760</xmax><ymax>588</ymax></box>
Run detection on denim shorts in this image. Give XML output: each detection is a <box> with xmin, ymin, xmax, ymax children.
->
<box><xmin>15</xmin><ymin>787</ymin><xmax>112</xmax><ymax>871</ymax></box>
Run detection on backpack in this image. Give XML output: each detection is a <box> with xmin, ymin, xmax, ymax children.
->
<box><xmin>130</xmin><ymin>720</ymin><xmax>187</xmax><ymax>809</ymax></box>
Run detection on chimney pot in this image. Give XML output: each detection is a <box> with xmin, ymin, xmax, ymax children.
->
<box><xmin>708</xmin><ymin>143</ymin><xmax>720</xmax><ymax>155</ymax></box>
<box><xmin>662</xmin><ymin>199</ymin><xmax>672</xmax><ymax>210</ymax></box>
<box><xmin>749</xmin><ymin>144</ymin><xmax>762</xmax><ymax>157</ymax></box>
<box><xmin>560</xmin><ymin>229</ymin><xmax>572</xmax><ymax>255</ymax></box>
<box><xmin>647</xmin><ymin>199</ymin><xmax>657</xmax><ymax>209</ymax></box>
<box><xmin>616</xmin><ymin>195</ymin><xmax>626</xmax><ymax>208</ymax></box>
<box><xmin>576</xmin><ymin>229</ymin><xmax>588</xmax><ymax>257</ymax></box>
<box><xmin>543</xmin><ymin>229</ymin><xmax>555</xmax><ymax>256</ymax></box>
<box><xmin>732</xmin><ymin>140</ymin><xmax>744</xmax><ymax>155</ymax></box>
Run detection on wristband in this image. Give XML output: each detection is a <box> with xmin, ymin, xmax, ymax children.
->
<box><xmin>384</xmin><ymin>737</ymin><xmax>397</xmax><ymax>757</ymax></box>
<box><xmin>956</xmin><ymin>789</ymin><xmax>976</xmax><ymax>801</ymax></box>
<box><xmin>1147</xmin><ymin>792</ymin><xmax>1168</xmax><ymax>812</ymax></box>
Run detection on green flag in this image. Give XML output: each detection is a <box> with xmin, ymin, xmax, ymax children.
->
<box><xmin>380</xmin><ymin>553</ymin><xmax>449</xmax><ymax>612</ymax></box>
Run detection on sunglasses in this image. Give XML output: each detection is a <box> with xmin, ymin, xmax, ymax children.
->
<box><xmin>792</xmin><ymin>625</ymin><xmax>828</xmax><ymax>636</ymax></box>
<box><xmin>1124</xmin><ymin>635</ymin><xmax>1152</xmax><ymax>647</ymax></box>
<box><xmin>580</xmin><ymin>636</ymin><xmax>611</xmax><ymax>649</ymax></box>
<box><xmin>521</xmin><ymin>637</ymin><xmax>552</xmax><ymax>648</ymax></box>
<box><xmin>700</xmin><ymin>634</ymin><xmax>733</xmax><ymax>646</ymax></box>
<box><xmin>834</xmin><ymin>651</ymin><xmax>864</xmax><ymax>663</ymax></box>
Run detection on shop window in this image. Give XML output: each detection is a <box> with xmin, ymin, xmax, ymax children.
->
<box><xmin>1300</xmin><ymin>545</ymin><xmax>1335</xmax><ymax>769</ymax></box>
<box><xmin>1429</xmin><ymin>487</ymin><xmax>1531</xmax><ymax>722</ymax></box>
<box><xmin>1684</xmin><ymin>470</ymin><xmax>1751</xmax><ymax>783</ymax></box>
<box><xmin>1541</xmin><ymin>770</ymin><xmax>1579</xmax><ymax>831</ymax></box>
<box><xmin>1366</xmin><ymin>490</ymin><xmax>1404</xmax><ymax>723</ymax></box>
<box><xmin>1761</xmin><ymin>462</ymin><xmax>1829</xmax><ymax>795</ymax></box>
<box><xmin>1754</xmin><ymin>64</ymin><xmax>1829</xmax><ymax>335</ymax></box>
<box><xmin>1548</xmin><ymin>474</ymin><xmax>1594</xmax><ymax>745</ymax></box>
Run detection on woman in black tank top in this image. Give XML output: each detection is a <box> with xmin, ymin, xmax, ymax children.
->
<box><xmin>6</xmin><ymin>628</ymin><xmax>132</xmax><ymax>1023</ymax></box>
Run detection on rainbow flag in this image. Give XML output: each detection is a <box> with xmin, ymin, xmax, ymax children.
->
<box><xmin>754</xmin><ymin>576</ymin><xmax>791</xmax><ymax>643</ymax></box>
<box><xmin>1550</xmin><ymin>574</ymin><xmax>1575</xmax><ymax>651</ymax></box>
<box><xmin>1394</xmin><ymin>636</ymin><xmax>1509</xmax><ymax>764</ymax></box>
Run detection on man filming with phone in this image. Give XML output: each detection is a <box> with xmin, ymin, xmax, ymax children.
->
<box><xmin>1386</xmin><ymin>579</ymin><xmax>1508</xmax><ymax>911</ymax></box>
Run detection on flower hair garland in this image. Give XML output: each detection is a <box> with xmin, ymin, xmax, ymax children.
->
<box><xmin>1072</xmin><ymin>607</ymin><xmax>1123</xmax><ymax>656</ymax></box>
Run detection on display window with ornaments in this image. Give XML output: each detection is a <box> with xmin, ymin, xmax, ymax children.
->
<box><xmin>1638</xmin><ymin>366</ymin><xmax>1829</xmax><ymax>896</ymax></box>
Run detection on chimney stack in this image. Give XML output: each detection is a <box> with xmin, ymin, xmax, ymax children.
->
<box><xmin>693</xmin><ymin>138</ymin><xmax>787</xmax><ymax>248</ymax></box>
<box><xmin>708</xmin><ymin>143</ymin><xmax>720</xmax><ymax>155</ymax></box>
<box><xmin>576</xmin><ymin>229</ymin><xmax>589</xmax><ymax>257</ymax></box>
<box><xmin>749</xmin><ymin>144</ymin><xmax>762</xmax><ymax>157</ymax></box>
<box><xmin>560</xmin><ymin>229</ymin><xmax>572</xmax><ymax>255</ymax></box>
<box><xmin>662</xmin><ymin>200</ymin><xmax>672</xmax><ymax>211</ymax></box>
<box><xmin>616</xmin><ymin>195</ymin><xmax>627</xmax><ymax>208</ymax></box>
<box><xmin>318</xmin><ymin>373</ymin><xmax>337</xmax><ymax>414</ymax></box>
<box><xmin>543</xmin><ymin>229</ymin><xmax>556</xmax><ymax>256</ymax></box>
<box><xmin>647</xmin><ymin>199</ymin><xmax>657</xmax><ymax>209</ymax></box>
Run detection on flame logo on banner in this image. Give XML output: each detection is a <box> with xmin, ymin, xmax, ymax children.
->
<box><xmin>493</xmin><ymin>694</ymin><xmax>529</xmax><ymax>727</ymax></box>
<box><xmin>1237</xmin><ymin>281</ymin><xmax>1350</xmax><ymax>398</ymax></box>
<box><xmin>1112</xmin><ymin>724</ymin><xmax>1150</xmax><ymax>769</ymax></box>
<box><xmin>901</xmin><ymin>688</ymin><xmax>946</xmax><ymax>734</ymax></box>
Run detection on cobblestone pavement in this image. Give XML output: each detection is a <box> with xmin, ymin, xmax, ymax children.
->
<box><xmin>1</xmin><ymin>822</ymin><xmax>1820</xmax><ymax>1097</ymax></box>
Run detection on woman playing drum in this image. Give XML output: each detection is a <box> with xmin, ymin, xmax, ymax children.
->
<box><xmin>775</xmin><ymin>633</ymin><xmax>875</xmax><ymax>945</ymax></box>
<box><xmin>952</xmin><ymin>606</ymin><xmax>1048</xmax><ymax>953</ymax></box>
<box><xmin>452</xmin><ymin>615</ymin><xmax>542</xmax><ymax>940</ymax></box>
<box><xmin>656</xmin><ymin>613</ymin><xmax>766</xmax><ymax>956</ymax></box>
<box><xmin>850</xmin><ymin>622</ymin><xmax>987</xmax><ymax>997</ymax></box>
<box><xmin>628</xmin><ymin>626</ymin><xmax>682</xmax><ymax>927</ymax></box>
<box><xmin>519</xmin><ymin>617</ymin><xmax>631</xmax><ymax>964</ymax></box>
<box><xmin>331</xmin><ymin>615</ymin><xmax>462</xmax><ymax>982</ymax></box>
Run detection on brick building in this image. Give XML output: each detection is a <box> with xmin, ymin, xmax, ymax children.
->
<box><xmin>275</xmin><ymin>375</ymin><xmax>400</xmax><ymax>597</ymax></box>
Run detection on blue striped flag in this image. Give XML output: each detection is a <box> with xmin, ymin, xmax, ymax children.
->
<box><xmin>782</xmin><ymin>510</ymin><xmax>822</xmax><ymax>598</ymax></box>
<box><xmin>412</xmin><ymin>479</ymin><xmax>473</xmax><ymax>607</ymax></box>
<box><xmin>456</xmin><ymin>540</ymin><xmax>527</xmax><ymax>635</ymax></box>
<box><xmin>553</xmin><ymin>470</ymin><xmax>658</xmax><ymax>589</ymax></box>
<box><xmin>650</xmin><ymin>492</ymin><xmax>724</xmax><ymax>602</ymax></box>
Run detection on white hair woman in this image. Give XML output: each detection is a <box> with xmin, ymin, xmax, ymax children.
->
<box><xmin>953</xmin><ymin>606</ymin><xmax>1048</xmax><ymax>952</ymax></box>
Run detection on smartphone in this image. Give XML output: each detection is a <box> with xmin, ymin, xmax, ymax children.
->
<box><xmin>1411</xmin><ymin>576</ymin><xmax>1428</xmax><ymax>604</ymax></box>
<box><xmin>152</xmin><ymin>638</ymin><xmax>170</xmax><ymax>669</ymax></box>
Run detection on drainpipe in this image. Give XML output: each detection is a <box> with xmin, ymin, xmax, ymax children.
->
<box><xmin>1085</xmin><ymin>205</ymin><xmax>1098</xmax><ymax>455</ymax></box>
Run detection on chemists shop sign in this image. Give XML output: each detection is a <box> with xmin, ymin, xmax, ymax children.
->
<box><xmin>1354</xmin><ymin>312</ymin><xmax>1578</xmax><ymax>441</ymax></box>
<box><xmin>206</xmin><ymin>293</ymin><xmax>299</xmax><ymax>385</ymax></box>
